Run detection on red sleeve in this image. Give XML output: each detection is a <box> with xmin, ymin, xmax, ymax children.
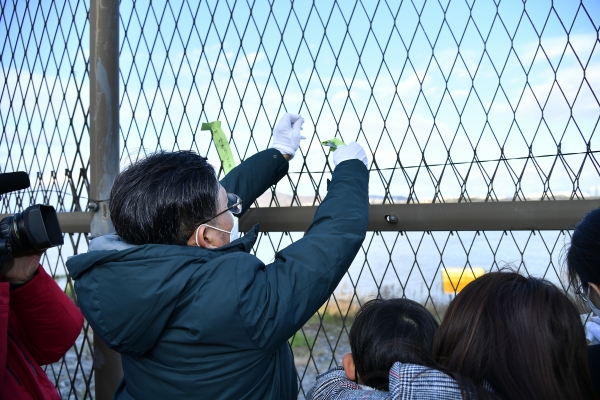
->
<box><xmin>9</xmin><ymin>265</ymin><xmax>84</xmax><ymax>365</ymax></box>
<box><xmin>0</xmin><ymin>282</ymin><xmax>9</xmax><ymax>388</ymax></box>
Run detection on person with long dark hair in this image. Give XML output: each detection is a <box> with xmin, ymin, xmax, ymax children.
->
<box><xmin>566</xmin><ymin>207</ymin><xmax>600</xmax><ymax>396</ymax></box>
<box><xmin>307</xmin><ymin>271</ymin><xmax>596</xmax><ymax>399</ymax></box>
<box><xmin>434</xmin><ymin>271</ymin><xmax>597</xmax><ymax>400</ymax></box>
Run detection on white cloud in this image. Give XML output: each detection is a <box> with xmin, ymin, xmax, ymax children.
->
<box><xmin>4</xmin><ymin>29</ymin><xmax>598</xmax><ymax>200</ymax></box>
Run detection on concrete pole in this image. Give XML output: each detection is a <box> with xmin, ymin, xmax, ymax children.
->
<box><xmin>89</xmin><ymin>0</ymin><xmax>123</xmax><ymax>399</ymax></box>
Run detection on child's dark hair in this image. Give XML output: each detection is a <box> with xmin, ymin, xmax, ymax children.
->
<box><xmin>349</xmin><ymin>298</ymin><xmax>439</xmax><ymax>390</ymax></box>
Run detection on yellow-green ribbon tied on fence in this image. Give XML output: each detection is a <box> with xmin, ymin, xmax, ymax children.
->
<box><xmin>201</xmin><ymin>121</ymin><xmax>236</xmax><ymax>175</ymax></box>
<box><xmin>321</xmin><ymin>138</ymin><xmax>346</xmax><ymax>150</ymax></box>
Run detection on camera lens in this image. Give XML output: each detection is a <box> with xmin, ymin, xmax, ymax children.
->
<box><xmin>0</xmin><ymin>205</ymin><xmax>63</xmax><ymax>257</ymax></box>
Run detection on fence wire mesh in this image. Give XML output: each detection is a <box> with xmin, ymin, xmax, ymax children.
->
<box><xmin>1</xmin><ymin>0</ymin><xmax>93</xmax><ymax>398</ymax></box>
<box><xmin>1</xmin><ymin>0</ymin><xmax>599</xmax><ymax>398</ymax></box>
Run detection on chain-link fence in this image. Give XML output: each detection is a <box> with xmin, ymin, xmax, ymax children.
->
<box><xmin>2</xmin><ymin>0</ymin><xmax>599</xmax><ymax>398</ymax></box>
<box><xmin>1</xmin><ymin>1</ymin><xmax>93</xmax><ymax>398</ymax></box>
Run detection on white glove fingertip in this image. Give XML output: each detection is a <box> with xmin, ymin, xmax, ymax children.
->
<box><xmin>281</xmin><ymin>113</ymin><xmax>293</xmax><ymax>124</ymax></box>
<box><xmin>287</xmin><ymin>113</ymin><xmax>301</xmax><ymax>123</ymax></box>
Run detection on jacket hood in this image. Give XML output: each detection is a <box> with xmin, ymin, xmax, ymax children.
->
<box><xmin>66</xmin><ymin>225</ymin><xmax>259</xmax><ymax>356</ymax></box>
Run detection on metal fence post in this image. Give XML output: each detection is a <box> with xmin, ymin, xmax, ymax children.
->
<box><xmin>90</xmin><ymin>0</ymin><xmax>123</xmax><ymax>398</ymax></box>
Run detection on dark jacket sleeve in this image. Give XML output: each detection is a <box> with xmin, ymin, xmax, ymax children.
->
<box><xmin>219</xmin><ymin>148</ymin><xmax>289</xmax><ymax>216</ymax></box>
<box><xmin>236</xmin><ymin>159</ymin><xmax>369</xmax><ymax>351</ymax></box>
<box><xmin>9</xmin><ymin>266</ymin><xmax>84</xmax><ymax>365</ymax></box>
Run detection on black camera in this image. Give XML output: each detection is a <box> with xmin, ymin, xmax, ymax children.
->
<box><xmin>0</xmin><ymin>172</ymin><xmax>64</xmax><ymax>265</ymax></box>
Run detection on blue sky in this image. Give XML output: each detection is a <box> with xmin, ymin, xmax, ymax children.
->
<box><xmin>2</xmin><ymin>0</ymin><xmax>599</xmax><ymax>206</ymax></box>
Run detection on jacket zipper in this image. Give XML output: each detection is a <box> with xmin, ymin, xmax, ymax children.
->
<box><xmin>8</xmin><ymin>331</ymin><xmax>39</xmax><ymax>377</ymax></box>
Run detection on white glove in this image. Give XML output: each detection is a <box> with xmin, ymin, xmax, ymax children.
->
<box><xmin>271</xmin><ymin>113</ymin><xmax>305</xmax><ymax>159</ymax></box>
<box><xmin>333</xmin><ymin>142</ymin><xmax>368</xmax><ymax>168</ymax></box>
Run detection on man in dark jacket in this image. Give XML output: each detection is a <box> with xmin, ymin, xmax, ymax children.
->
<box><xmin>66</xmin><ymin>113</ymin><xmax>370</xmax><ymax>399</ymax></box>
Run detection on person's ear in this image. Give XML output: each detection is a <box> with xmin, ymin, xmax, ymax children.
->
<box><xmin>187</xmin><ymin>226</ymin><xmax>217</xmax><ymax>249</ymax></box>
<box><xmin>589</xmin><ymin>282</ymin><xmax>600</xmax><ymax>300</ymax></box>
<box><xmin>342</xmin><ymin>353</ymin><xmax>356</xmax><ymax>382</ymax></box>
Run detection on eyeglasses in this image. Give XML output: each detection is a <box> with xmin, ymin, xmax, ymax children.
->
<box><xmin>199</xmin><ymin>193</ymin><xmax>242</xmax><ymax>225</ymax></box>
<box><xmin>225</xmin><ymin>193</ymin><xmax>242</xmax><ymax>215</ymax></box>
<box><xmin>576</xmin><ymin>283</ymin><xmax>600</xmax><ymax>317</ymax></box>
<box><xmin>576</xmin><ymin>284</ymin><xmax>589</xmax><ymax>302</ymax></box>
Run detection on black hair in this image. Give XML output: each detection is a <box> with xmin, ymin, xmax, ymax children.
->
<box><xmin>434</xmin><ymin>272</ymin><xmax>596</xmax><ymax>400</ymax></box>
<box><xmin>349</xmin><ymin>298</ymin><xmax>439</xmax><ymax>391</ymax></box>
<box><xmin>109</xmin><ymin>150</ymin><xmax>220</xmax><ymax>245</ymax></box>
<box><xmin>566</xmin><ymin>207</ymin><xmax>600</xmax><ymax>291</ymax></box>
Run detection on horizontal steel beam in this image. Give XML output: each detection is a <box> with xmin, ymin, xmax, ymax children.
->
<box><xmin>0</xmin><ymin>212</ymin><xmax>93</xmax><ymax>234</ymax></box>
<box><xmin>1</xmin><ymin>200</ymin><xmax>598</xmax><ymax>234</ymax></box>
<box><xmin>59</xmin><ymin>211</ymin><xmax>94</xmax><ymax>233</ymax></box>
<box><xmin>239</xmin><ymin>200</ymin><xmax>600</xmax><ymax>232</ymax></box>
<box><xmin>375</xmin><ymin>199</ymin><xmax>600</xmax><ymax>231</ymax></box>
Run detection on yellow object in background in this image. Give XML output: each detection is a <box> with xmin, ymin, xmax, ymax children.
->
<box><xmin>442</xmin><ymin>267</ymin><xmax>485</xmax><ymax>294</ymax></box>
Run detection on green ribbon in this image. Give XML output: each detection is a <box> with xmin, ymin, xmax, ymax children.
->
<box><xmin>321</xmin><ymin>138</ymin><xmax>346</xmax><ymax>150</ymax></box>
<box><xmin>201</xmin><ymin>121</ymin><xmax>236</xmax><ymax>175</ymax></box>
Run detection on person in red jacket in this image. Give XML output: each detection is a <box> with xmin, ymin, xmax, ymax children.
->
<box><xmin>0</xmin><ymin>252</ymin><xmax>84</xmax><ymax>399</ymax></box>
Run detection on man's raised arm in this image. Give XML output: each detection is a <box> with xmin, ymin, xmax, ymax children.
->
<box><xmin>236</xmin><ymin>142</ymin><xmax>370</xmax><ymax>350</ymax></box>
<box><xmin>220</xmin><ymin>113</ymin><xmax>304</xmax><ymax>215</ymax></box>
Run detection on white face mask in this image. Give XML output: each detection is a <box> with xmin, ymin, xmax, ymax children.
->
<box><xmin>585</xmin><ymin>286</ymin><xmax>600</xmax><ymax>317</ymax></box>
<box><xmin>196</xmin><ymin>214</ymin><xmax>239</xmax><ymax>246</ymax></box>
<box><xmin>229</xmin><ymin>215</ymin><xmax>239</xmax><ymax>242</ymax></box>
